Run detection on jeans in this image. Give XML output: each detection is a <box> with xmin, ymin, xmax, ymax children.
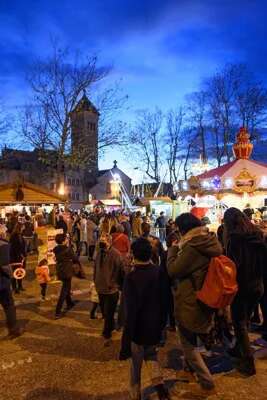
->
<box><xmin>0</xmin><ymin>287</ymin><xmax>18</xmax><ymax>334</ymax></box>
<box><xmin>55</xmin><ymin>279</ymin><xmax>73</xmax><ymax>315</ymax></box>
<box><xmin>11</xmin><ymin>277</ymin><xmax>23</xmax><ymax>292</ymax></box>
<box><xmin>129</xmin><ymin>342</ymin><xmax>163</xmax><ymax>400</ymax></box>
<box><xmin>98</xmin><ymin>292</ymin><xmax>119</xmax><ymax>339</ymax></box>
<box><xmin>23</xmin><ymin>236</ymin><xmax>33</xmax><ymax>253</ymax></box>
<box><xmin>40</xmin><ymin>283</ymin><xmax>47</xmax><ymax>299</ymax></box>
<box><xmin>178</xmin><ymin>325</ymin><xmax>215</xmax><ymax>389</ymax></box>
<box><xmin>231</xmin><ymin>290</ymin><xmax>263</xmax><ymax>373</ymax></box>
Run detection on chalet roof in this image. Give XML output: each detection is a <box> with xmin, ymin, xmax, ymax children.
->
<box><xmin>72</xmin><ymin>94</ymin><xmax>99</xmax><ymax>115</ymax></box>
<box><xmin>197</xmin><ymin>160</ymin><xmax>237</xmax><ymax>179</ymax></box>
<box><xmin>196</xmin><ymin>159</ymin><xmax>267</xmax><ymax>181</ymax></box>
<box><xmin>0</xmin><ymin>181</ymin><xmax>66</xmax><ymax>205</ymax></box>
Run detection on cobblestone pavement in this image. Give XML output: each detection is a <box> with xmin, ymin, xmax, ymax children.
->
<box><xmin>1</xmin><ymin>257</ymin><xmax>267</xmax><ymax>400</ymax></box>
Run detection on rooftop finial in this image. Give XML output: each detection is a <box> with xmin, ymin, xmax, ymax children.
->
<box><xmin>233</xmin><ymin>127</ymin><xmax>253</xmax><ymax>160</ymax></box>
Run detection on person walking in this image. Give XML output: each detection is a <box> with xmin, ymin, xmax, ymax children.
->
<box><xmin>167</xmin><ymin>213</ymin><xmax>222</xmax><ymax>396</ymax></box>
<box><xmin>35</xmin><ymin>258</ymin><xmax>51</xmax><ymax>301</ymax></box>
<box><xmin>155</xmin><ymin>212</ymin><xmax>166</xmax><ymax>243</ymax></box>
<box><xmin>224</xmin><ymin>207</ymin><xmax>266</xmax><ymax>376</ymax></box>
<box><xmin>53</xmin><ymin>233</ymin><xmax>78</xmax><ymax>319</ymax></box>
<box><xmin>9</xmin><ymin>223</ymin><xmax>26</xmax><ymax>294</ymax></box>
<box><xmin>141</xmin><ymin>222</ymin><xmax>164</xmax><ymax>266</ymax></box>
<box><xmin>132</xmin><ymin>212</ymin><xmax>143</xmax><ymax>239</ymax></box>
<box><xmin>22</xmin><ymin>215</ymin><xmax>34</xmax><ymax>254</ymax></box>
<box><xmin>87</xmin><ymin>217</ymin><xmax>97</xmax><ymax>261</ymax></box>
<box><xmin>0</xmin><ymin>226</ymin><xmax>22</xmax><ymax>339</ymax></box>
<box><xmin>111</xmin><ymin>224</ymin><xmax>130</xmax><ymax>259</ymax></box>
<box><xmin>120</xmin><ymin>237</ymin><xmax>170</xmax><ymax>400</ymax></box>
<box><xmin>94</xmin><ymin>234</ymin><xmax>123</xmax><ymax>346</ymax></box>
<box><xmin>55</xmin><ymin>214</ymin><xmax>68</xmax><ymax>234</ymax></box>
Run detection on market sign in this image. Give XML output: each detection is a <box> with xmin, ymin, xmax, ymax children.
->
<box><xmin>233</xmin><ymin>168</ymin><xmax>256</xmax><ymax>193</ymax></box>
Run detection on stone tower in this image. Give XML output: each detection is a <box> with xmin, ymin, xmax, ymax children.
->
<box><xmin>70</xmin><ymin>92</ymin><xmax>99</xmax><ymax>180</ymax></box>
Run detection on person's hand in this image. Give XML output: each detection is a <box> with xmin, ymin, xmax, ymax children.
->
<box><xmin>172</xmin><ymin>240</ymin><xmax>180</xmax><ymax>247</ymax></box>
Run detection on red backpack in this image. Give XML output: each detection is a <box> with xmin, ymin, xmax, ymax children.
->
<box><xmin>196</xmin><ymin>255</ymin><xmax>238</xmax><ymax>309</ymax></box>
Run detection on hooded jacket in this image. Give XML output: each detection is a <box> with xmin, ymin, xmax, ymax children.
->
<box><xmin>53</xmin><ymin>244</ymin><xmax>78</xmax><ymax>280</ymax></box>
<box><xmin>167</xmin><ymin>227</ymin><xmax>222</xmax><ymax>333</ymax></box>
<box><xmin>94</xmin><ymin>246</ymin><xmax>123</xmax><ymax>294</ymax></box>
<box><xmin>226</xmin><ymin>232</ymin><xmax>267</xmax><ymax>294</ymax></box>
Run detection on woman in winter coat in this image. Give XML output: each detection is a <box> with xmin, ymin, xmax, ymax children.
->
<box><xmin>111</xmin><ymin>224</ymin><xmax>130</xmax><ymax>259</ymax></box>
<box><xmin>224</xmin><ymin>207</ymin><xmax>266</xmax><ymax>376</ymax></box>
<box><xmin>9</xmin><ymin>223</ymin><xmax>26</xmax><ymax>294</ymax></box>
<box><xmin>167</xmin><ymin>213</ymin><xmax>222</xmax><ymax>396</ymax></box>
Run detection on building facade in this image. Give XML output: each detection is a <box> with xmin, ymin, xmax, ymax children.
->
<box><xmin>0</xmin><ymin>94</ymin><xmax>131</xmax><ymax>209</ymax></box>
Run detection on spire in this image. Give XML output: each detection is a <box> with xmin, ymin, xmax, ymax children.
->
<box><xmin>233</xmin><ymin>127</ymin><xmax>253</xmax><ymax>160</ymax></box>
<box><xmin>71</xmin><ymin>92</ymin><xmax>99</xmax><ymax>115</ymax></box>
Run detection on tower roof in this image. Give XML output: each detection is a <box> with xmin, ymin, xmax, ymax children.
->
<box><xmin>72</xmin><ymin>93</ymin><xmax>99</xmax><ymax>115</ymax></box>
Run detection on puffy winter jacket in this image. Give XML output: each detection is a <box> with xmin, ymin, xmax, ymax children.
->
<box><xmin>167</xmin><ymin>228</ymin><xmax>222</xmax><ymax>333</ymax></box>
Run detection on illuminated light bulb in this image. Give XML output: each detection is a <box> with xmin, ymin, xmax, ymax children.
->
<box><xmin>224</xmin><ymin>178</ymin><xmax>233</xmax><ymax>188</ymax></box>
<box><xmin>202</xmin><ymin>180</ymin><xmax>210</xmax><ymax>189</ymax></box>
<box><xmin>260</xmin><ymin>176</ymin><xmax>267</xmax><ymax>187</ymax></box>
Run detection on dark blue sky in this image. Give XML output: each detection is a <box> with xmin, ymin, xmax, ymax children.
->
<box><xmin>1</xmin><ymin>0</ymin><xmax>267</xmax><ymax>176</ymax></box>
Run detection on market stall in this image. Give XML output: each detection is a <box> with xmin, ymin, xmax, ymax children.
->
<box><xmin>0</xmin><ymin>180</ymin><xmax>66</xmax><ymax>221</ymax></box>
<box><xmin>135</xmin><ymin>196</ymin><xmax>173</xmax><ymax>217</ymax></box>
<box><xmin>177</xmin><ymin>127</ymin><xmax>267</xmax><ymax>224</ymax></box>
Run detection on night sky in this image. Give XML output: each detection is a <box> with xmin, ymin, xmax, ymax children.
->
<box><xmin>1</xmin><ymin>0</ymin><xmax>267</xmax><ymax>177</ymax></box>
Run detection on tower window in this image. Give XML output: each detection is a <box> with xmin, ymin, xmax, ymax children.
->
<box><xmin>76</xmin><ymin>193</ymin><xmax>80</xmax><ymax>200</ymax></box>
<box><xmin>88</xmin><ymin>122</ymin><xmax>96</xmax><ymax>131</ymax></box>
<box><xmin>76</xmin><ymin>179</ymin><xmax>80</xmax><ymax>185</ymax></box>
<box><xmin>72</xmin><ymin>178</ymin><xmax>75</xmax><ymax>186</ymax></box>
<box><xmin>68</xmin><ymin>178</ymin><xmax>71</xmax><ymax>185</ymax></box>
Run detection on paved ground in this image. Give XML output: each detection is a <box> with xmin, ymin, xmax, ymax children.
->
<box><xmin>1</xmin><ymin>256</ymin><xmax>267</xmax><ymax>400</ymax></box>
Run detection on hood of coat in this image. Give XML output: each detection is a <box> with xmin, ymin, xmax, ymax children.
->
<box><xmin>181</xmin><ymin>227</ymin><xmax>222</xmax><ymax>258</ymax></box>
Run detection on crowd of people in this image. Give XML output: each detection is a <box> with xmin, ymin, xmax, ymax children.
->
<box><xmin>1</xmin><ymin>206</ymin><xmax>267</xmax><ymax>399</ymax></box>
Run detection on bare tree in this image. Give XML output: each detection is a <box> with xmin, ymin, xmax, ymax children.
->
<box><xmin>20</xmin><ymin>104</ymin><xmax>50</xmax><ymax>150</ymax></box>
<box><xmin>186</xmin><ymin>91</ymin><xmax>209</xmax><ymax>163</ymax></box>
<box><xmin>96</xmin><ymin>81</ymin><xmax>129</xmax><ymax>153</ymax></box>
<box><xmin>128</xmin><ymin>108</ymin><xmax>163</xmax><ymax>182</ymax></box>
<box><xmin>235</xmin><ymin>81</ymin><xmax>267</xmax><ymax>138</ymax></box>
<box><xmin>165</xmin><ymin>107</ymin><xmax>184</xmax><ymax>184</ymax></box>
<box><xmin>206</xmin><ymin>64</ymin><xmax>243</xmax><ymax>162</ymax></box>
<box><xmin>21</xmin><ymin>42</ymin><xmax>123</xmax><ymax>186</ymax></box>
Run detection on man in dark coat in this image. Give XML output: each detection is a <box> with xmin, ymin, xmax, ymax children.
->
<box><xmin>53</xmin><ymin>233</ymin><xmax>78</xmax><ymax>319</ymax></box>
<box><xmin>0</xmin><ymin>227</ymin><xmax>22</xmax><ymax>338</ymax></box>
<box><xmin>120</xmin><ymin>237</ymin><xmax>169</xmax><ymax>400</ymax></box>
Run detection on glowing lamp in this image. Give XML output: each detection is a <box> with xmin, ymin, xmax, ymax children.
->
<box><xmin>224</xmin><ymin>178</ymin><xmax>233</xmax><ymax>189</ymax></box>
<box><xmin>58</xmin><ymin>183</ymin><xmax>65</xmax><ymax>196</ymax></box>
<box><xmin>260</xmin><ymin>176</ymin><xmax>267</xmax><ymax>188</ymax></box>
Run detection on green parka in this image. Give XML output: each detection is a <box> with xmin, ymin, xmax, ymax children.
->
<box><xmin>167</xmin><ymin>230</ymin><xmax>222</xmax><ymax>333</ymax></box>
